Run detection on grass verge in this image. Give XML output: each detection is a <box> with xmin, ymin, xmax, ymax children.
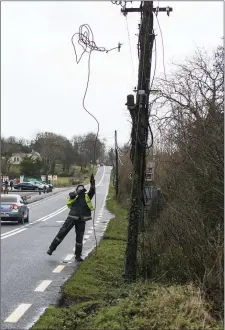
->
<box><xmin>32</xmin><ymin>183</ymin><xmax>223</xmax><ymax>330</ymax></box>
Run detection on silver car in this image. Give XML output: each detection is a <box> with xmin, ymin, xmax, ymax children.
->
<box><xmin>1</xmin><ymin>194</ymin><xmax>29</xmax><ymax>224</ymax></box>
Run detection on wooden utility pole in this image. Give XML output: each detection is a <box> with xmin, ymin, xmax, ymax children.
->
<box><xmin>123</xmin><ymin>1</ymin><xmax>172</xmax><ymax>281</ymax></box>
<box><xmin>114</xmin><ymin>130</ymin><xmax>119</xmax><ymax>198</ymax></box>
<box><xmin>124</xmin><ymin>1</ymin><xmax>154</xmax><ymax>281</ymax></box>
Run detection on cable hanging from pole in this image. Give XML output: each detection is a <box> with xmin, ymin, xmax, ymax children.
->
<box><xmin>71</xmin><ymin>24</ymin><xmax>122</xmax><ymax>253</ymax></box>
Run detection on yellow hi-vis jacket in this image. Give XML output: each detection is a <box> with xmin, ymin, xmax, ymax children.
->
<box><xmin>67</xmin><ymin>193</ymin><xmax>94</xmax><ymax>211</ymax></box>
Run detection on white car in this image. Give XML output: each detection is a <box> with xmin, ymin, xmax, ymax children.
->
<box><xmin>30</xmin><ymin>181</ymin><xmax>44</xmax><ymax>190</ymax></box>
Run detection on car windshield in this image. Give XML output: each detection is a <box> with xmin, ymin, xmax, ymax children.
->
<box><xmin>1</xmin><ymin>196</ymin><xmax>18</xmax><ymax>203</ymax></box>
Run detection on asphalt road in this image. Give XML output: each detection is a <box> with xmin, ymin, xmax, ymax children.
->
<box><xmin>1</xmin><ymin>166</ymin><xmax>112</xmax><ymax>330</ymax></box>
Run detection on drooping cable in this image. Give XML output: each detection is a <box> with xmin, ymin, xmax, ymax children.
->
<box><xmin>154</xmin><ymin>11</ymin><xmax>167</xmax><ymax>80</ymax></box>
<box><xmin>71</xmin><ymin>24</ymin><xmax>121</xmax><ymax>253</ymax></box>
<box><xmin>125</xmin><ymin>16</ymin><xmax>135</xmax><ymax>79</ymax></box>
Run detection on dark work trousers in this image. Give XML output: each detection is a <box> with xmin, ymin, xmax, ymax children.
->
<box><xmin>48</xmin><ymin>217</ymin><xmax>86</xmax><ymax>257</ymax></box>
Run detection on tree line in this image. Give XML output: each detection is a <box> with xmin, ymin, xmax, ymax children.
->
<box><xmin>1</xmin><ymin>132</ymin><xmax>112</xmax><ymax>177</ymax></box>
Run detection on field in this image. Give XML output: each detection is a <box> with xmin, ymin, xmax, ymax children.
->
<box><xmin>7</xmin><ymin>164</ymin><xmax>98</xmax><ymax>187</ymax></box>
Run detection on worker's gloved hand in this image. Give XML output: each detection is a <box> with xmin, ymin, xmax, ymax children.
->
<box><xmin>69</xmin><ymin>191</ymin><xmax>77</xmax><ymax>199</ymax></box>
<box><xmin>90</xmin><ymin>174</ymin><xmax>95</xmax><ymax>186</ymax></box>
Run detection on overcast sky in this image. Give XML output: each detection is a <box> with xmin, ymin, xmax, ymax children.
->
<box><xmin>1</xmin><ymin>1</ymin><xmax>223</xmax><ymax>148</ymax></box>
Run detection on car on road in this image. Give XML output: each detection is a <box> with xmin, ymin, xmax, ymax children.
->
<box><xmin>1</xmin><ymin>194</ymin><xmax>29</xmax><ymax>224</ymax></box>
<box><xmin>32</xmin><ymin>181</ymin><xmax>53</xmax><ymax>192</ymax></box>
<box><xmin>42</xmin><ymin>181</ymin><xmax>53</xmax><ymax>190</ymax></box>
<box><xmin>14</xmin><ymin>182</ymin><xmax>41</xmax><ymax>191</ymax></box>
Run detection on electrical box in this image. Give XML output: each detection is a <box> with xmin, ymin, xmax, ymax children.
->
<box><xmin>126</xmin><ymin>94</ymin><xmax>135</xmax><ymax>110</ymax></box>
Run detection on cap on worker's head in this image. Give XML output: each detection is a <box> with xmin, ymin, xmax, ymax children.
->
<box><xmin>76</xmin><ymin>184</ymin><xmax>84</xmax><ymax>192</ymax></box>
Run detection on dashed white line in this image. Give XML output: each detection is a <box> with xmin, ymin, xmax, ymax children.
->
<box><xmin>52</xmin><ymin>265</ymin><xmax>65</xmax><ymax>273</ymax></box>
<box><xmin>34</xmin><ymin>280</ymin><xmax>52</xmax><ymax>292</ymax></box>
<box><xmin>4</xmin><ymin>303</ymin><xmax>32</xmax><ymax>323</ymax></box>
<box><xmin>87</xmin><ymin>230</ymin><xmax>93</xmax><ymax>234</ymax></box>
<box><xmin>64</xmin><ymin>254</ymin><xmax>74</xmax><ymax>261</ymax></box>
<box><xmin>84</xmin><ymin>234</ymin><xmax>90</xmax><ymax>240</ymax></box>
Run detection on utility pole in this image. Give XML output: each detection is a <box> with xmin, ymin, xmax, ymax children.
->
<box><xmin>123</xmin><ymin>1</ymin><xmax>172</xmax><ymax>281</ymax></box>
<box><xmin>114</xmin><ymin>130</ymin><xmax>119</xmax><ymax>198</ymax></box>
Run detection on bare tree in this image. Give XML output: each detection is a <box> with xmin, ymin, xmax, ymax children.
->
<box><xmin>142</xmin><ymin>46</ymin><xmax>224</xmax><ymax>316</ymax></box>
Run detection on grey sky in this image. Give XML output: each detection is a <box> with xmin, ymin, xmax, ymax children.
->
<box><xmin>1</xmin><ymin>1</ymin><xmax>223</xmax><ymax>148</ymax></box>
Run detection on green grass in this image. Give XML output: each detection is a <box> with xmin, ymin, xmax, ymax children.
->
<box><xmin>55</xmin><ymin>166</ymin><xmax>98</xmax><ymax>187</ymax></box>
<box><xmin>31</xmin><ymin>184</ymin><xmax>223</xmax><ymax>330</ymax></box>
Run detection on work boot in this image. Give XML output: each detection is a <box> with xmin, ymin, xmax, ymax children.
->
<box><xmin>75</xmin><ymin>256</ymin><xmax>84</xmax><ymax>262</ymax></box>
<box><xmin>47</xmin><ymin>249</ymin><xmax>53</xmax><ymax>255</ymax></box>
<box><xmin>47</xmin><ymin>237</ymin><xmax>61</xmax><ymax>256</ymax></box>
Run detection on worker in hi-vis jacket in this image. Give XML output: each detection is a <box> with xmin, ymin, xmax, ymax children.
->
<box><xmin>47</xmin><ymin>174</ymin><xmax>95</xmax><ymax>261</ymax></box>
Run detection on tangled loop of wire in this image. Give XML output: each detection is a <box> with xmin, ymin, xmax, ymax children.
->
<box><xmin>111</xmin><ymin>1</ymin><xmax>132</xmax><ymax>5</ymax></box>
<box><xmin>71</xmin><ymin>24</ymin><xmax>106</xmax><ymax>63</ymax></box>
<box><xmin>71</xmin><ymin>24</ymin><xmax>121</xmax><ymax>64</ymax></box>
<box><xmin>111</xmin><ymin>1</ymin><xmax>125</xmax><ymax>5</ymax></box>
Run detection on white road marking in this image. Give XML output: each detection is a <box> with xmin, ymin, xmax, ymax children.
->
<box><xmin>1</xmin><ymin>228</ymin><xmax>28</xmax><ymax>240</ymax></box>
<box><xmin>84</xmin><ymin>234</ymin><xmax>90</xmax><ymax>240</ymax></box>
<box><xmin>34</xmin><ymin>280</ymin><xmax>52</xmax><ymax>292</ymax></box>
<box><xmin>1</xmin><ymin>226</ymin><xmax>28</xmax><ymax>237</ymax></box>
<box><xmin>56</xmin><ymin>220</ymin><xmax>64</xmax><ymax>223</ymax></box>
<box><xmin>96</xmin><ymin>166</ymin><xmax>105</xmax><ymax>187</ymax></box>
<box><xmin>28</xmin><ymin>187</ymin><xmax>73</xmax><ymax>208</ymax></box>
<box><xmin>64</xmin><ymin>254</ymin><xmax>74</xmax><ymax>261</ymax></box>
<box><xmin>28</xmin><ymin>193</ymin><xmax>67</xmax><ymax>208</ymax></box>
<box><xmin>52</xmin><ymin>265</ymin><xmax>65</xmax><ymax>273</ymax></box>
<box><xmin>40</xmin><ymin>206</ymin><xmax>67</xmax><ymax>222</ymax></box>
<box><xmin>87</xmin><ymin>230</ymin><xmax>92</xmax><ymax>234</ymax></box>
<box><xmin>4</xmin><ymin>303</ymin><xmax>32</xmax><ymax>323</ymax></box>
<box><xmin>1</xmin><ymin>206</ymin><xmax>67</xmax><ymax>240</ymax></box>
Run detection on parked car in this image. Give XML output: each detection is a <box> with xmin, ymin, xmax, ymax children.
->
<box><xmin>34</xmin><ymin>181</ymin><xmax>53</xmax><ymax>192</ymax></box>
<box><xmin>1</xmin><ymin>194</ymin><xmax>29</xmax><ymax>224</ymax></box>
<box><xmin>14</xmin><ymin>182</ymin><xmax>41</xmax><ymax>191</ymax></box>
<box><xmin>41</xmin><ymin>181</ymin><xmax>53</xmax><ymax>192</ymax></box>
<box><xmin>30</xmin><ymin>181</ymin><xmax>45</xmax><ymax>190</ymax></box>
<box><xmin>42</xmin><ymin>181</ymin><xmax>53</xmax><ymax>187</ymax></box>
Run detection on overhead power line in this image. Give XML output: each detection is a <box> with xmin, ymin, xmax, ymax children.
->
<box><xmin>154</xmin><ymin>11</ymin><xmax>167</xmax><ymax>80</ymax></box>
<box><xmin>71</xmin><ymin>24</ymin><xmax>122</xmax><ymax>253</ymax></box>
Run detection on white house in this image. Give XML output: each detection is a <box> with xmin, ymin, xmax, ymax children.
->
<box><xmin>9</xmin><ymin>150</ymin><xmax>42</xmax><ymax>165</ymax></box>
